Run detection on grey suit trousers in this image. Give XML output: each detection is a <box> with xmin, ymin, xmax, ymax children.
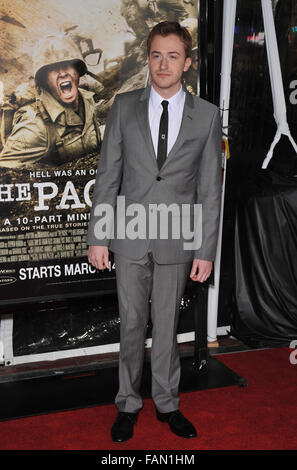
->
<box><xmin>114</xmin><ymin>251</ymin><xmax>191</xmax><ymax>414</ymax></box>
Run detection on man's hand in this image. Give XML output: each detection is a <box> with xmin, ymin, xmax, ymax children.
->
<box><xmin>88</xmin><ymin>245</ymin><xmax>110</xmax><ymax>271</ymax></box>
<box><xmin>190</xmin><ymin>259</ymin><xmax>213</xmax><ymax>283</ymax></box>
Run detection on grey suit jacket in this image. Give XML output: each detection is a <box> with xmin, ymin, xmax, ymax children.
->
<box><xmin>87</xmin><ymin>86</ymin><xmax>222</xmax><ymax>264</ymax></box>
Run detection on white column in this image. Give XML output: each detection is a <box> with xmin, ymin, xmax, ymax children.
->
<box><xmin>207</xmin><ymin>0</ymin><xmax>237</xmax><ymax>342</ymax></box>
<box><xmin>1</xmin><ymin>314</ymin><xmax>14</xmax><ymax>366</ymax></box>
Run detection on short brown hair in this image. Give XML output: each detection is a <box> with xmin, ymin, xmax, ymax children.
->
<box><xmin>147</xmin><ymin>21</ymin><xmax>192</xmax><ymax>58</ymax></box>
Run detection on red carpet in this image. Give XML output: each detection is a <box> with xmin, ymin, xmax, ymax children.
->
<box><xmin>0</xmin><ymin>347</ymin><xmax>296</xmax><ymax>450</ymax></box>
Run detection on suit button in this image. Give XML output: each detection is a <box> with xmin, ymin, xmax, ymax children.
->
<box><xmin>156</xmin><ymin>176</ymin><xmax>163</xmax><ymax>181</ymax></box>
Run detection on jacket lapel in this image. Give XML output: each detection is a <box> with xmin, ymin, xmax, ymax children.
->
<box><xmin>136</xmin><ymin>87</ymin><xmax>195</xmax><ymax>171</ymax></box>
<box><xmin>136</xmin><ymin>86</ymin><xmax>158</xmax><ymax>169</ymax></box>
<box><xmin>160</xmin><ymin>90</ymin><xmax>195</xmax><ymax>171</ymax></box>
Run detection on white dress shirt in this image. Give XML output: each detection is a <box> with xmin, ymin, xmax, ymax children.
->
<box><xmin>148</xmin><ymin>85</ymin><xmax>186</xmax><ymax>157</ymax></box>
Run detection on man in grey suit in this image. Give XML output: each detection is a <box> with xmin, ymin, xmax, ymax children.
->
<box><xmin>88</xmin><ymin>21</ymin><xmax>222</xmax><ymax>442</ymax></box>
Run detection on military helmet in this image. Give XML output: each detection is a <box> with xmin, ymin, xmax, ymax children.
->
<box><xmin>33</xmin><ymin>35</ymin><xmax>87</xmax><ymax>86</ymax></box>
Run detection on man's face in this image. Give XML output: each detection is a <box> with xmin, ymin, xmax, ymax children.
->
<box><xmin>45</xmin><ymin>62</ymin><xmax>80</xmax><ymax>108</ymax></box>
<box><xmin>148</xmin><ymin>34</ymin><xmax>192</xmax><ymax>98</ymax></box>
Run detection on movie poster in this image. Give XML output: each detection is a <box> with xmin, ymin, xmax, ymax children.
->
<box><xmin>0</xmin><ymin>0</ymin><xmax>199</xmax><ymax>304</ymax></box>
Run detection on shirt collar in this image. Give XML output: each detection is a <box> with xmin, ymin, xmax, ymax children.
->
<box><xmin>150</xmin><ymin>85</ymin><xmax>185</xmax><ymax>111</ymax></box>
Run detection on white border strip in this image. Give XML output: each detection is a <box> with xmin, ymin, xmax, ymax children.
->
<box><xmin>2</xmin><ymin>325</ymin><xmax>230</xmax><ymax>365</ymax></box>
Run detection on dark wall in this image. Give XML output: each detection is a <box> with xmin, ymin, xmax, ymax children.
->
<box><xmin>216</xmin><ymin>0</ymin><xmax>297</xmax><ymax>328</ymax></box>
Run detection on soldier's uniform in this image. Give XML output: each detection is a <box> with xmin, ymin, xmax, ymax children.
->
<box><xmin>0</xmin><ymin>87</ymin><xmax>101</xmax><ymax>168</ymax></box>
<box><xmin>0</xmin><ymin>35</ymin><xmax>101</xmax><ymax>168</ymax></box>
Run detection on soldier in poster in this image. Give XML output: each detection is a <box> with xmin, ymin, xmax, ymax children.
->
<box><xmin>0</xmin><ymin>35</ymin><xmax>101</xmax><ymax>168</ymax></box>
<box><xmin>0</xmin><ymin>0</ymin><xmax>199</xmax><ymax>325</ymax></box>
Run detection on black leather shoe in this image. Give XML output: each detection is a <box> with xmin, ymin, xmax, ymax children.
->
<box><xmin>156</xmin><ymin>409</ymin><xmax>197</xmax><ymax>438</ymax></box>
<box><xmin>111</xmin><ymin>412</ymin><xmax>138</xmax><ymax>442</ymax></box>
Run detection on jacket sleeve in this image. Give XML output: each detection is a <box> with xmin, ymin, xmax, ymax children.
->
<box><xmin>87</xmin><ymin>94</ymin><xmax>123</xmax><ymax>246</ymax></box>
<box><xmin>194</xmin><ymin>107</ymin><xmax>222</xmax><ymax>261</ymax></box>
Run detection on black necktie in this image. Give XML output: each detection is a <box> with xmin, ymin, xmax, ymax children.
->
<box><xmin>157</xmin><ymin>100</ymin><xmax>169</xmax><ymax>170</ymax></box>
